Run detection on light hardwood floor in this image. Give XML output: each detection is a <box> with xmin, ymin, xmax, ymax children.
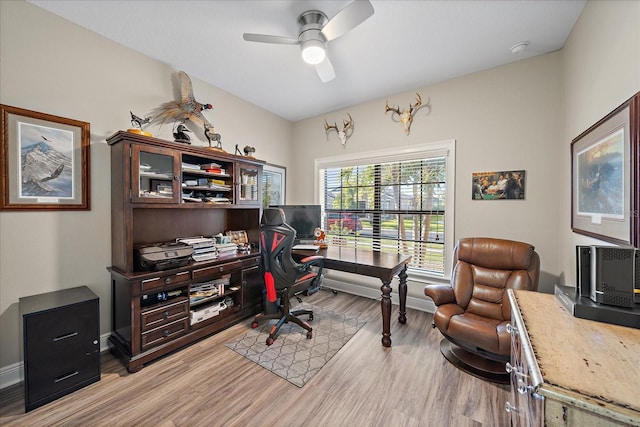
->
<box><xmin>0</xmin><ymin>290</ymin><xmax>510</xmax><ymax>426</ymax></box>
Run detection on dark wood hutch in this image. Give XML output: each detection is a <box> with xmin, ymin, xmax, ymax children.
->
<box><xmin>107</xmin><ymin>131</ymin><xmax>264</xmax><ymax>372</ymax></box>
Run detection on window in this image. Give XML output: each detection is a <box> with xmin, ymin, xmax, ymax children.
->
<box><xmin>315</xmin><ymin>140</ymin><xmax>455</xmax><ymax>277</ymax></box>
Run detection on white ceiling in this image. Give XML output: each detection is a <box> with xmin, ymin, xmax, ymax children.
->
<box><xmin>28</xmin><ymin>0</ymin><xmax>586</xmax><ymax>122</ymax></box>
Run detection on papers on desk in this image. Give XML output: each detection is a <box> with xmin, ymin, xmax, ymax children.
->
<box><xmin>292</xmin><ymin>244</ymin><xmax>320</xmax><ymax>251</ymax></box>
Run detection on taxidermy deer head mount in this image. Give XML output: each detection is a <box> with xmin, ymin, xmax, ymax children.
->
<box><xmin>324</xmin><ymin>113</ymin><xmax>353</xmax><ymax>146</ymax></box>
<box><xmin>385</xmin><ymin>93</ymin><xmax>422</xmax><ymax>135</ymax></box>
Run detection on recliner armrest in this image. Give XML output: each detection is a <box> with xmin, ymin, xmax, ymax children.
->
<box><xmin>424</xmin><ymin>284</ymin><xmax>456</xmax><ymax>306</ymax></box>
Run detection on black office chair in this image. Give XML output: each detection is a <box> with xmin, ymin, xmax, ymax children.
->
<box><xmin>251</xmin><ymin>208</ymin><xmax>324</xmax><ymax>346</ymax></box>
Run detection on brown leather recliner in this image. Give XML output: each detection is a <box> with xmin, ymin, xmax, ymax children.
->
<box><xmin>424</xmin><ymin>237</ymin><xmax>540</xmax><ymax>383</ymax></box>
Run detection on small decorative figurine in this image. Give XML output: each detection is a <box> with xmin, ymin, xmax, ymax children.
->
<box><xmin>324</xmin><ymin>113</ymin><xmax>353</xmax><ymax>146</ymax></box>
<box><xmin>235</xmin><ymin>145</ymin><xmax>256</xmax><ymax>157</ymax></box>
<box><xmin>173</xmin><ymin>123</ymin><xmax>191</xmax><ymax>144</ymax></box>
<box><xmin>385</xmin><ymin>93</ymin><xmax>422</xmax><ymax>135</ymax></box>
<box><xmin>204</xmin><ymin>124</ymin><xmax>224</xmax><ymax>151</ymax></box>
<box><xmin>128</xmin><ymin>111</ymin><xmax>152</xmax><ymax>136</ymax></box>
<box><xmin>313</xmin><ymin>228</ymin><xmax>328</xmax><ymax>248</ymax></box>
<box><xmin>243</xmin><ymin>145</ymin><xmax>256</xmax><ymax>156</ymax></box>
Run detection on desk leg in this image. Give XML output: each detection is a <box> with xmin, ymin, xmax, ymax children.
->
<box><xmin>380</xmin><ymin>279</ymin><xmax>392</xmax><ymax>347</ymax></box>
<box><xmin>398</xmin><ymin>264</ymin><xmax>408</xmax><ymax>324</ymax></box>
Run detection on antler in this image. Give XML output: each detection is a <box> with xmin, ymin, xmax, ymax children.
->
<box><xmin>342</xmin><ymin>113</ymin><xmax>353</xmax><ymax>132</ymax></box>
<box><xmin>324</xmin><ymin>119</ymin><xmax>339</xmax><ymax>133</ymax></box>
<box><xmin>385</xmin><ymin>101</ymin><xmax>401</xmax><ymax>116</ymax></box>
<box><xmin>409</xmin><ymin>93</ymin><xmax>422</xmax><ymax>114</ymax></box>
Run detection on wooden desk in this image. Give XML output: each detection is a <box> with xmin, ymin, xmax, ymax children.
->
<box><xmin>295</xmin><ymin>246</ymin><xmax>411</xmax><ymax>347</ymax></box>
<box><xmin>507</xmin><ymin>290</ymin><xmax>640</xmax><ymax>426</ymax></box>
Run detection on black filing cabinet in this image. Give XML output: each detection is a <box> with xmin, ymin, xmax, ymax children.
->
<box><xmin>19</xmin><ymin>286</ymin><xmax>100</xmax><ymax>412</ymax></box>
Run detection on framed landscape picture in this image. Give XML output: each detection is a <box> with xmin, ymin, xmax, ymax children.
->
<box><xmin>571</xmin><ymin>92</ymin><xmax>639</xmax><ymax>246</ymax></box>
<box><xmin>1</xmin><ymin>104</ymin><xmax>90</xmax><ymax>210</ymax></box>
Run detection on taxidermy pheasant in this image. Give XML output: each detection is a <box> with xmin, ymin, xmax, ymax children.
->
<box><xmin>151</xmin><ymin>71</ymin><xmax>213</xmax><ymax>134</ymax></box>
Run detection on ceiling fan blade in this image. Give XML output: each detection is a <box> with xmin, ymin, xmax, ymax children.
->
<box><xmin>243</xmin><ymin>33</ymin><xmax>300</xmax><ymax>45</ymax></box>
<box><xmin>315</xmin><ymin>57</ymin><xmax>336</xmax><ymax>83</ymax></box>
<box><xmin>321</xmin><ymin>0</ymin><xmax>374</xmax><ymax>41</ymax></box>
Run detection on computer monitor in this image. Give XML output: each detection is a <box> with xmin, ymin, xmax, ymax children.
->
<box><xmin>270</xmin><ymin>205</ymin><xmax>321</xmax><ymax>243</ymax></box>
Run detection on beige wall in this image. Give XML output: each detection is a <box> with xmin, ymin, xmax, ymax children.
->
<box><xmin>0</xmin><ymin>1</ymin><xmax>291</xmax><ymax>378</ymax></box>
<box><xmin>1</xmin><ymin>0</ymin><xmax>638</xmax><ymax>385</ymax></box>
<box><xmin>558</xmin><ymin>0</ymin><xmax>640</xmax><ymax>281</ymax></box>
<box><xmin>291</xmin><ymin>52</ymin><xmax>564</xmax><ymax>299</ymax></box>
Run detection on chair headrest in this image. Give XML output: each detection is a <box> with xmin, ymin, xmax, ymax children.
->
<box><xmin>261</xmin><ymin>208</ymin><xmax>286</xmax><ymax>226</ymax></box>
<box><xmin>457</xmin><ymin>237</ymin><xmax>536</xmax><ymax>270</ymax></box>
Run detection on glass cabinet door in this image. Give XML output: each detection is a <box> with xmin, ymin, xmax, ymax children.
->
<box><xmin>131</xmin><ymin>145</ymin><xmax>180</xmax><ymax>203</ymax></box>
<box><xmin>236</xmin><ymin>163</ymin><xmax>260</xmax><ymax>205</ymax></box>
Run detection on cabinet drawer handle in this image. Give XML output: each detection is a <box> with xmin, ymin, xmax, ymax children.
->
<box><xmin>53</xmin><ymin>332</ymin><xmax>78</xmax><ymax>342</ymax></box>
<box><xmin>219</xmin><ymin>267</ymin><xmax>224</xmax><ymax>272</ymax></box>
<box><xmin>506</xmin><ymin>323</ymin><xmax>518</xmax><ymax>335</ymax></box>
<box><xmin>163</xmin><ymin>311</ymin><xmax>170</xmax><ymax>319</ymax></box>
<box><xmin>505</xmin><ymin>402</ymin><xmax>519</xmax><ymax>413</ymax></box>
<box><xmin>163</xmin><ymin>329</ymin><xmax>170</xmax><ymax>337</ymax></box>
<box><xmin>54</xmin><ymin>371</ymin><xmax>79</xmax><ymax>383</ymax></box>
<box><xmin>165</xmin><ymin>277</ymin><xmax>172</xmax><ymax>284</ymax></box>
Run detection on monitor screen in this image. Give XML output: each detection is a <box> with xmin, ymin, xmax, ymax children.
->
<box><xmin>270</xmin><ymin>205</ymin><xmax>321</xmax><ymax>241</ymax></box>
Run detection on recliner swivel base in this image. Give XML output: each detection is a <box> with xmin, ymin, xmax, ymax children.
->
<box><xmin>439</xmin><ymin>340</ymin><xmax>509</xmax><ymax>384</ymax></box>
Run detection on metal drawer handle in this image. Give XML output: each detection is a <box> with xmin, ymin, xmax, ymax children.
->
<box><xmin>162</xmin><ymin>311</ymin><xmax>170</xmax><ymax>319</ymax></box>
<box><xmin>54</xmin><ymin>371</ymin><xmax>79</xmax><ymax>383</ymax></box>
<box><xmin>164</xmin><ymin>277</ymin><xmax>172</xmax><ymax>284</ymax></box>
<box><xmin>53</xmin><ymin>332</ymin><xmax>78</xmax><ymax>342</ymax></box>
<box><xmin>505</xmin><ymin>402</ymin><xmax>519</xmax><ymax>413</ymax></box>
<box><xmin>163</xmin><ymin>329</ymin><xmax>170</xmax><ymax>337</ymax></box>
<box><xmin>517</xmin><ymin>379</ymin><xmax>533</xmax><ymax>395</ymax></box>
<box><xmin>506</xmin><ymin>323</ymin><xmax>518</xmax><ymax>335</ymax></box>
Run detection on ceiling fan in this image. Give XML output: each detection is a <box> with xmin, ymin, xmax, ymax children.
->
<box><xmin>243</xmin><ymin>0</ymin><xmax>374</xmax><ymax>83</ymax></box>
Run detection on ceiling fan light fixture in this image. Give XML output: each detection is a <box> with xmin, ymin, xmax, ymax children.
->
<box><xmin>301</xmin><ymin>39</ymin><xmax>326</xmax><ymax>65</ymax></box>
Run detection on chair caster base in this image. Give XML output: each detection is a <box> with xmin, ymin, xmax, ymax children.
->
<box><xmin>439</xmin><ymin>340</ymin><xmax>509</xmax><ymax>384</ymax></box>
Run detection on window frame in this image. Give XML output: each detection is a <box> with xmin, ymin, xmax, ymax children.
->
<box><xmin>314</xmin><ymin>139</ymin><xmax>456</xmax><ymax>280</ymax></box>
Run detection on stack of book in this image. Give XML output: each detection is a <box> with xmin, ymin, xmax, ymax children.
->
<box><xmin>200</xmin><ymin>162</ymin><xmax>227</xmax><ymax>175</ymax></box>
<box><xmin>176</xmin><ymin>236</ymin><xmax>217</xmax><ymax>262</ymax></box>
<box><xmin>215</xmin><ymin>243</ymin><xmax>238</xmax><ymax>257</ymax></box>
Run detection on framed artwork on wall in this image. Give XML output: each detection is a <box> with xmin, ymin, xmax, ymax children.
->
<box><xmin>262</xmin><ymin>163</ymin><xmax>286</xmax><ymax>208</ymax></box>
<box><xmin>571</xmin><ymin>92</ymin><xmax>639</xmax><ymax>247</ymax></box>
<box><xmin>1</xmin><ymin>104</ymin><xmax>90</xmax><ymax>211</ymax></box>
<box><xmin>471</xmin><ymin>170</ymin><xmax>525</xmax><ymax>200</ymax></box>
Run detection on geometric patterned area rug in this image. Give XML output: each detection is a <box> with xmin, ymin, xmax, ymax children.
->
<box><xmin>226</xmin><ymin>304</ymin><xmax>366</xmax><ymax>387</ymax></box>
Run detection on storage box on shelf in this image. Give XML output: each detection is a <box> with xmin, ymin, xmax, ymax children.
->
<box><xmin>107</xmin><ymin>131</ymin><xmax>265</xmax><ymax>373</ymax></box>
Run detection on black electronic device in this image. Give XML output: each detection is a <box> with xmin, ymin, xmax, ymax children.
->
<box><xmin>589</xmin><ymin>246</ymin><xmax>637</xmax><ymax>308</ymax></box>
<box><xmin>270</xmin><ymin>205</ymin><xmax>321</xmax><ymax>244</ymax></box>
<box><xmin>576</xmin><ymin>245</ymin><xmax>591</xmax><ymax>297</ymax></box>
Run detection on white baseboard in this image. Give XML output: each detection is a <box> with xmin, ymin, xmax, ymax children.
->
<box><xmin>0</xmin><ymin>332</ymin><xmax>112</xmax><ymax>391</ymax></box>
<box><xmin>322</xmin><ymin>277</ymin><xmax>436</xmax><ymax>313</ymax></box>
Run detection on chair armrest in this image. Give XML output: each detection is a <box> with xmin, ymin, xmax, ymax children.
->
<box><xmin>424</xmin><ymin>284</ymin><xmax>456</xmax><ymax>306</ymax></box>
<box><xmin>300</xmin><ymin>255</ymin><xmax>324</xmax><ymax>267</ymax></box>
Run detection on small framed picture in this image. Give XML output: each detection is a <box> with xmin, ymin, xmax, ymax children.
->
<box><xmin>472</xmin><ymin>170</ymin><xmax>525</xmax><ymax>200</ymax></box>
<box><xmin>1</xmin><ymin>104</ymin><xmax>90</xmax><ymax>210</ymax></box>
